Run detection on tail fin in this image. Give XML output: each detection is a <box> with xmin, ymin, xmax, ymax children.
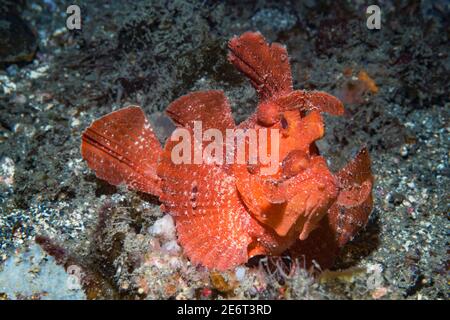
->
<box><xmin>81</xmin><ymin>106</ymin><xmax>162</xmax><ymax>196</ymax></box>
<box><xmin>228</xmin><ymin>32</ymin><xmax>293</xmax><ymax>101</ymax></box>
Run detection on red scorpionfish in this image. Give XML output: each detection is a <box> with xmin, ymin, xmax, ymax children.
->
<box><xmin>81</xmin><ymin>32</ymin><xmax>374</xmax><ymax>271</ymax></box>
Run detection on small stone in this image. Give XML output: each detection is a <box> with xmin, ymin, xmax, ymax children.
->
<box><xmin>0</xmin><ymin>157</ymin><xmax>15</xmax><ymax>187</ymax></box>
<box><xmin>210</xmin><ymin>272</ymin><xmax>233</xmax><ymax>293</ymax></box>
<box><xmin>28</xmin><ymin>65</ymin><xmax>49</xmax><ymax>79</ymax></box>
<box><xmin>71</xmin><ymin>118</ymin><xmax>80</xmax><ymax>127</ymax></box>
<box><xmin>0</xmin><ymin>75</ymin><xmax>16</xmax><ymax>95</ymax></box>
<box><xmin>12</xmin><ymin>94</ymin><xmax>26</xmax><ymax>105</ymax></box>
<box><xmin>407</xmin><ymin>181</ymin><xmax>416</xmax><ymax>189</ymax></box>
<box><xmin>149</xmin><ymin>214</ymin><xmax>176</xmax><ymax>241</ymax></box>
<box><xmin>371</xmin><ymin>287</ymin><xmax>388</xmax><ymax>299</ymax></box>
<box><xmin>168</xmin><ymin>257</ymin><xmax>183</xmax><ymax>269</ymax></box>
<box><xmin>235</xmin><ymin>266</ymin><xmax>246</xmax><ymax>282</ymax></box>
<box><xmin>161</xmin><ymin>240</ymin><xmax>181</xmax><ymax>255</ymax></box>
<box><xmin>388</xmin><ymin>192</ymin><xmax>405</xmax><ymax>206</ymax></box>
<box><xmin>6</xmin><ymin>64</ymin><xmax>19</xmax><ymax>76</ymax></box>
<box><xmin>402</xmin><ymin>199</ymin><xmax>412</xmax><ymax>207</ymax></box>
<box><xmin>400</xmin><ymin>145</ymin><xmax>409</xmax><ymax>157</ymax></box>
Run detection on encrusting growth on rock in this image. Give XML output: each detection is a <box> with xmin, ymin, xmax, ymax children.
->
<box><xmin>81</xmin><ymin>32</ymin><xmax>374</xmax><ymax>271</ymax></box>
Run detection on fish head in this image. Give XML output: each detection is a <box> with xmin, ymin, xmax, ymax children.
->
<box><xmin>235</xmin><ymin>105</ymin><xmax>339</xmax><ymax>239</ymax></box>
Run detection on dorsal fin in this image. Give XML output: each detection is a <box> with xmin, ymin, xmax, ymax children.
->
<box><xmin>166</xmin><ymin>90</ymin><xmax>235</xmax><ymax>133</ymax></box>
<box><xmin>228</xmin><ymin>32</ymin><xmax>293</xmax><ymax>101</ymax></box>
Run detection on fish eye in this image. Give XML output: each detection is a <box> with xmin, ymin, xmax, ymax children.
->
<box><xmin>280</xmin><ymin>114</ymin><xmax>290</xmax><ymax>137</ymax></box>
<box><xmin>280</xmin><ymin>115</ymin><xmax>288</xmax><ymax>129</ymax></box>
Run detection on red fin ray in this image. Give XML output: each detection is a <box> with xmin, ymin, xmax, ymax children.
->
<box><xmin>228</xmin><ymin>32</ymin><xmax>293</xmax><ymax>101</ymax></box>
<box><xmin>81</xmin><ymin>106</ymin><xmax>162</xmax><ymax>196</ymax></box>
<box><xmin>328</xmin><ymin>148</ymin><xmax>374</xmax><ymax>247</ymax></box>
<box><xmin>303</xmin><ymin>91</ymin><xmax>345</xmax><ymax>116</ymax></box>
<box><xmin>273</xmin><ymin>90</ymin><xmax>344</xmax><ymax>115</ymax></box>
<box><xmin>166</xmin><ymin>90</ymin><xmax>235</xmax><ymax>133</ymax></box>
<box><xmin>336</xmin><ymin>147</ymin><xmax>373</xmax><ymax>187</ymax></box>
<box><xmin>175</xmin><ymin>206</ymin><xmax>252</xmax><ymax>270</ymax></box>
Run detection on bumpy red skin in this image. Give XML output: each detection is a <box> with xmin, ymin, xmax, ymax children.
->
<box><xmin>81</xmin><ymin>32</ymin><xmax>374</xmax><ymax>271</ymax></box>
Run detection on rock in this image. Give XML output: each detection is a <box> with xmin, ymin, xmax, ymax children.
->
<box><xmin>0</xmin><ymin>14</ymin><xmax>37</xmax><ymax>66</ymax></box>
<box><xmin>400</xmin><ymin>145</ymin><xmax>409</xmax><ymax>158</ymax></box>
<box><xmin>235</xmin><ymin>266</ymin><xmax>246</xmax><ymax>282</ymax></box>
<box><xmin>0</xmin><ymin>75</ymin><xmax>16</xmax><ymax>95</ymax></box>
<box><xmin>0</xmin><ymin>157</ymin><xmax>15</xmax><ymax>187</ymax></box>
<box><xmin>161</xmin><ymin>240</ymin><xmax>181</xmax><ymax>255</ymax></box>
<box><xmin>149</xmin><ymin>214</ymin><xmax>176</xmax><ymax>241</ymax></box>
<box><xmin>0</xmin><ymin>244</ymin><xmax>86</xmax><ymax>300</ymax></box>
<box><xmin>371</xmin><ymin>287</ymin><xmax>389</xmax><ymax>299</ymax></box>
<box><xmin>388</xmin><ymin>192</ymin><xmax>406</xmax><ymax>206</ymax></box>
<box><xmin>210</xmin><ymin>272</ymin><xmax>234</xmax><ymax>294</ymax></box>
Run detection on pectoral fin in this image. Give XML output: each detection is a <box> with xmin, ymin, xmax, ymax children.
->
<box><xmin>81</xmin><ymin>106</ymin><xmax>162</xmax><ymax>196</ymax></box>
